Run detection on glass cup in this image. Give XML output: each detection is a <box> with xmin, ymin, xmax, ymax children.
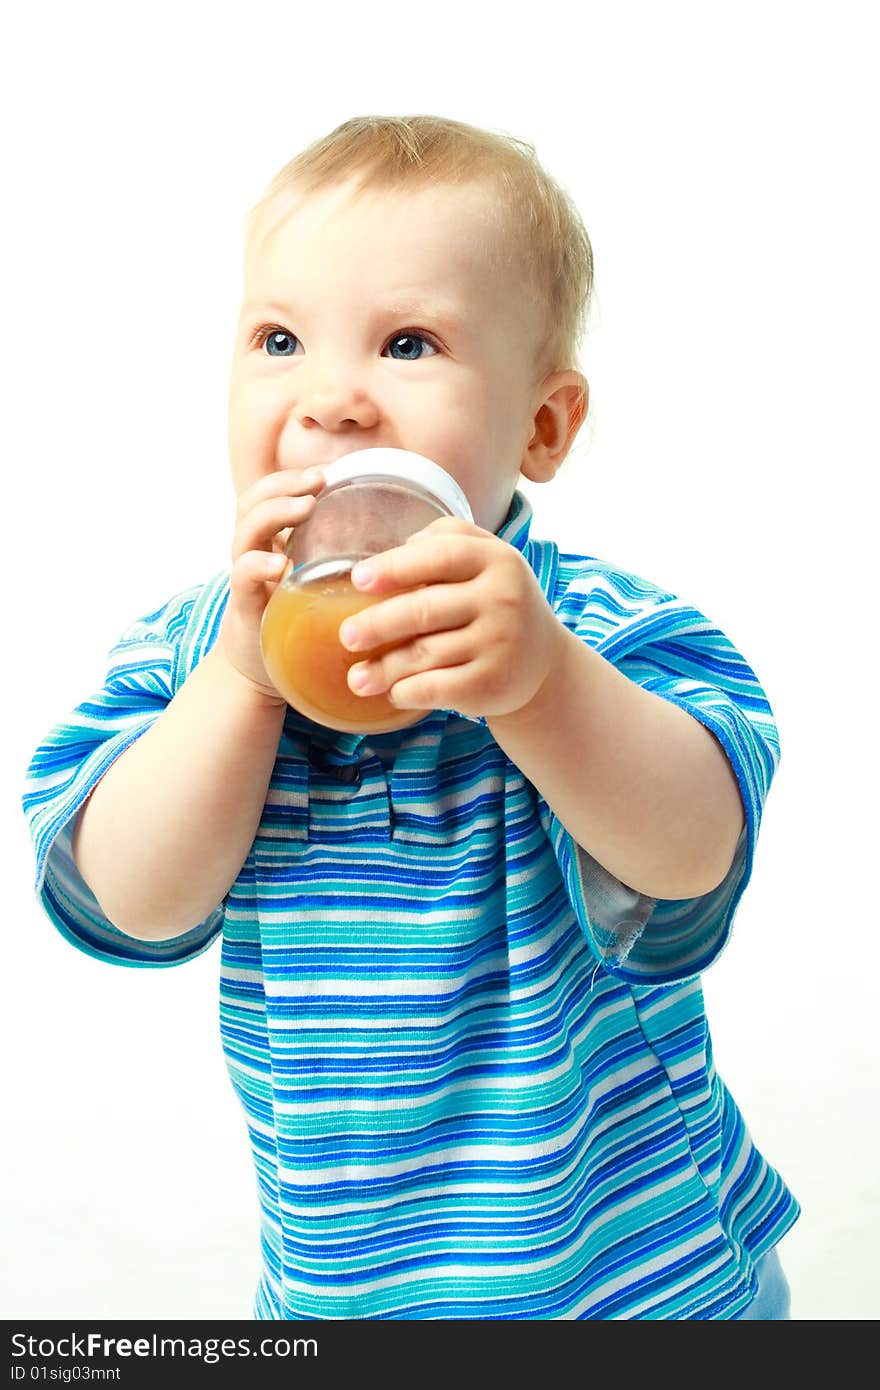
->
<box><xmin>260</xmin><ymin>448</ymin><xmax>473</xmax><ymax>733</ymax></box>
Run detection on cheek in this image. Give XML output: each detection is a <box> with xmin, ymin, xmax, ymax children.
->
<box><xmin>417</xmin><ymin>389</ymin><xmax>495</xmax><ymax>458</ymax></box>
<box><xmin>228</xmin><ymin>378</ymin><xmax>282</xmax><ymax>448</ymax></box>
<box><xmin>410</xmin><ymin>400</ymin><xmax>519</xmax><ymax>517</ymax></box>
<box><xmin>227</xmin><ymin>382</ymin><xmax>289</xmax><ymax>490</ymax></box>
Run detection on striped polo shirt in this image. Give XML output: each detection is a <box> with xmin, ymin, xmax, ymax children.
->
<box><xmin>23</xmin><ymin>491</ymin><xmax>799</xmax><ymax>1319</ymax></box>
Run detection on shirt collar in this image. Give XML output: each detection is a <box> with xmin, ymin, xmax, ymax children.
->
<box><xmin>496</xmin><ymin>488</ymin><xmax>533</xmax><ymax>555</ymax></box>
<box><xmin>497</xmin><ymin>488</ymin><xmax>558</xmax><ymax>604</ymax></box>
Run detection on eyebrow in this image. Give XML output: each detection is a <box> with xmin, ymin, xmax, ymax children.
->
<box><xmin>242</xmin><ymin>298</ymin><xmax>468</xmax><ymax>331</ymax></box>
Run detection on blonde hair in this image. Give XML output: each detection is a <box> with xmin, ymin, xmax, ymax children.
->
<box><xmin>246</xmin><ymin>114</ymin><xmax>594</xmax><ymax>386</ymax></box>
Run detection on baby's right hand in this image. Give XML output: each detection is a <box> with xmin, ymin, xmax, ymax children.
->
<box><xmin>216</xmin><ymin>467</ymin><xmax>325</xmax><ymax>701</ymax></box>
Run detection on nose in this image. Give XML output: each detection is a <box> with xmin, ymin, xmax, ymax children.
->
<box><xmin>294</xmin><ymin>355</ymin><xmax>380</xmax><ymax>432</ymax></box>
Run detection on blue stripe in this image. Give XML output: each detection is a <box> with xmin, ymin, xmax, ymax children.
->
<box><xmin>21</xmin><ymin>491</ymin><xmax>798</xmax><ymax>1318</ymax></box>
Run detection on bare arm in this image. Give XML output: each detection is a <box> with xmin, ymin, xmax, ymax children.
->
<box><xmin>488</xmin><ymin>626</ymin><xmax>745</xmax><ymax>901</ymax></box>
<box><xmin>71</xmin><ymin>466</ymin><xmax>327</xmax><ymax>941</ymax></box>
<box><xmin>71</xmin><ymin>645</ymin><xmax>286</xmax><ymax>940</ymax></box>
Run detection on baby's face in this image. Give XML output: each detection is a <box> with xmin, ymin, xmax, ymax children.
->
<box><xmin>228</xmin><ymin>177</ymin><xmax>549</xmax><ymax>532</ymax></box>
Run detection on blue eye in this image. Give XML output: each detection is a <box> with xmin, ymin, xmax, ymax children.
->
<box><xmin>385</xmin><ymin>333</ymin><xmax>437</xmax><ymax>360</ymax></box>
<box><xmin>253</xmin><ymin>326</ymin><xmax>439</xmax><ymax>358</ymax></box>
<box><xmin>263</xmin><ymin>329</ymin><xmax>299</xmax><ymax>357</ymax></box>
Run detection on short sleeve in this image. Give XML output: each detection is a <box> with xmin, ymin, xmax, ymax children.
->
<box><xmin>22</xmin><ymin>573</ymin><xmax>231</xmax><ymax>968</ymax></box>
<box><xmin>541</xmin><ymin>564</ymin><xmax>780</xmax><ymax>985</ymax></box>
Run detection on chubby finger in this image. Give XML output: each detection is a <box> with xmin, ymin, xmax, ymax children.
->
<box><xmin>350</xmin><ymin>530</ymin><xmax>493</xmax><ymax>595</ymax></box>
<box><xmin>383</xmin><ymin>663</ymin><xmax>486</xmax><ymax>715</ymax></box>
<box><xmin>229</xmin><ymin>550</ymin><xmax>290</xmax><ymax>622</ymax></box>
<box><xmin>404</xmin><ymin>515</ymin><xmax>486</xmax><ymax>542</ymax></box>
<box><xmin>232</xmin><ymin>491</ymin><xmax>319</xmax><ymax>561</ymax></box>
<box><xmin>338</xmin><ymin>582</ymin><xmax>475</xmax><ymax>653</ymax></box>
<box><xmin>348</xmin><ymin>628</ymin><xmax>475</xmax><ymax>701</ymax></box>
<box><xmin>235</xmin><ymin>466</ymin><xmax>326</xmax><ymax>519</ymax></box>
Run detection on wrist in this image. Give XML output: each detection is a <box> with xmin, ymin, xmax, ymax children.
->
<box><xmin>207</xmin><ymin>643</ymin><xmax>289</xmax><ymax>716</ymax></box>
<box><xmin>488</xmin><ymin>618</ymin><xmax>576</xmax><ymax>737</ymax></box>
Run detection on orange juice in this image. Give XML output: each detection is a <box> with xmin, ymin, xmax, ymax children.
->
<box><xmin>260</xmin><ymin>570</ymin><xmax>425</xmax><ymax>734</ymax></box>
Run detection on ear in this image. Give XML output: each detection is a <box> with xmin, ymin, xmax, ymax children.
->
<box><xmin>521</xmin><ymin>372</ymin><xmax>589</xmax><ymax>483</ymax></box>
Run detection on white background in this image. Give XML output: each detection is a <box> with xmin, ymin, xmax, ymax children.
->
<box><xmin>3</xmin><ymin>0</ymin><xmax>877</xmax><ymax>1322</ymax></box>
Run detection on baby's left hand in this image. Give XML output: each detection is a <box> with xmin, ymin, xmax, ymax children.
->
<box><xmin>339</xmin><ymin>516</ymin><xmax>566</xmax><ymax>720</ymax></box>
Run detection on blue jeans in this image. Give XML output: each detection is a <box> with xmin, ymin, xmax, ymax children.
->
<box><xmin>738</xmin><ymin>1247</ymin><xmax>791</xmax><ymax>1319</ymax></box>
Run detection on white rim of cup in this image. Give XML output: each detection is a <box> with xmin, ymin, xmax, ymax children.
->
<box><xmin>319</xmin><ymin>448</ymin><xmax>474</xmax><ymax>523</ymax></box>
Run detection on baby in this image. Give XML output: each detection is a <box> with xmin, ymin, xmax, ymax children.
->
<box><xmin>23</xmin><ymin>114</ymin><xmax>798</xmax><ymax>1319</ymax></box>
